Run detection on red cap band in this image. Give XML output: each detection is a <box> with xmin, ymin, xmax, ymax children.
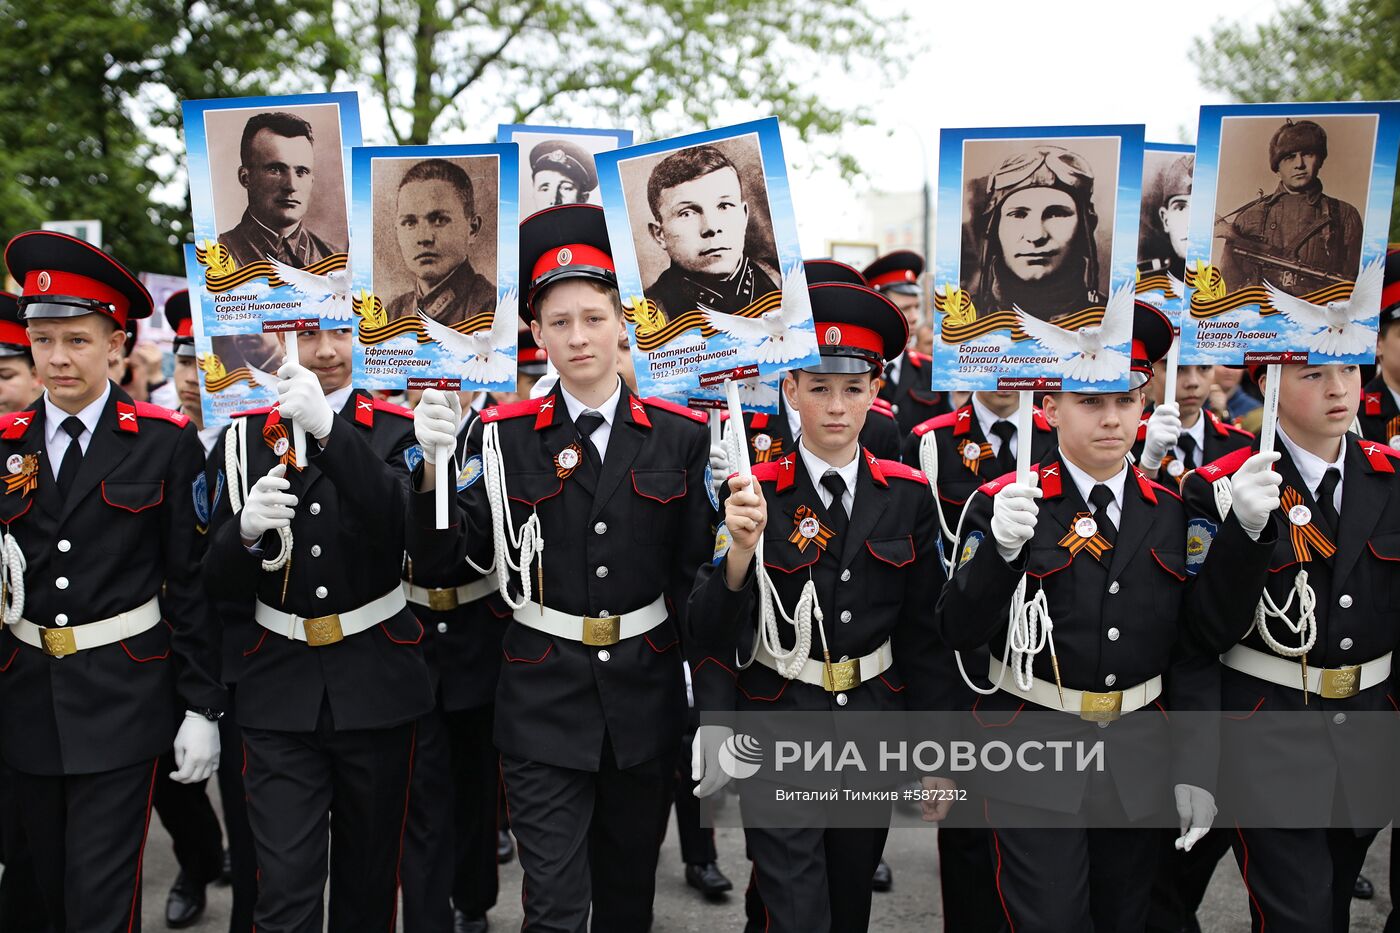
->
<box><xmin>868</xmin><ymin>269</ymin><xmax>917</xmax><ymax>289</ymax></box>
<box><xmin>0</xmin><ymin>321</ymin><xmax>29</xmax><ymax>347</ymax></box>
<box><xmin>175</xmin><ymin>318</ymin><xmax>193</xmax><ymax>339</ymax></box>
<box><xmin>530</xmin><ymin>243</ymin><xmax>615</xmax><ymax>288</ymax></box>
<box><xmin>519</xmin><ymin>347</ymin><xmax>547</xmax><ymax>364</ymax></box>
<box><xmin>22</xmin><ymin>269</ymin><xmax>130</xmax><ymax>325</ymax></box>
<box><xmin>817</xmin><ymin>321</ymin><xmax>884</xmax><ymax>357</ymax></box>
<box><xmin>1382</xmin><ymin>279</ymin><xmax>1400</xmax><ymax>316</ymax></box>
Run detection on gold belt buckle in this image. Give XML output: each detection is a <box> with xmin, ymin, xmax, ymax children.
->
<box><xmin>1320</xmin><ymin>665</ymin><xmax>1361</xmax><ymax>699</ymax></box>
<box><xmin>582</xmin><ymin>615</ymin><xmax>621</xmax><ymax>647</ymax></box>
<box><xmin>39</xmin><ymin>627</ymin><xmax>77</xmax><ymax>658</ymax></box>
<box><xmin>823</xmin><ymin>659</ymin><xmax>862</xmax><ymax>693</ymax></box>
<box><xmin>303</xmin><ymin>614</ymin><xmax>345</xmax><ymax>647</ymax></box>
<box><xmin>1080</xmin><ymin>690</ymin><xmax>1123</xmax><ymax>722</ymax></box>
<box><xmin>427</xmin><ymin>587</ymin><xmax>460</xmax><ymax>612</ymax></box>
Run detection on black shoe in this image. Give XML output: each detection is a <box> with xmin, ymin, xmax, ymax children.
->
<box><xmin>871</xmin><ymin>859</ymin><xmax>893</xmax><ymax>893</ymax></box>
<box><xmin>685</xmin><ymin>861</ymin><xmax>734</xmax><ymax>899</ymax></box>
<box><xmin>165</xmin><ymin>871</ymin><xmax>207</xmax><ymax>929</ymax></box>
<box><xmin>217</xmin><ymin>847</ymin><xmax>232</xmax><ymax>886</ymax></box>
<box><xmin>496</xmin><ymin>830</ymin><xmax>515</xmax><ymax>864</ymax></box>
<box><xmin>454</xmin><ymin>910</ymin><xmax>489</xmax><ymax>933</ymax></box>
<box><xmin>1354</xmin><ymin>873</ymin><xmax>1375</xmax><ymax>900</ymax></box>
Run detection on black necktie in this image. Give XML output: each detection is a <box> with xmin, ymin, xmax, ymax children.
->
<box><xmin>1088</xmin><ymin>483</ymin><xmax>1117</xmax><ymax>543</ymax></box>
<box><xmin>819</xmin><ymin>470</ymin><xmax>850</xmax><ymax>539</ymax></box>
<box><xmin>1178</xmin><ymin>433</ymin><xmax>1198</xmax><ymax>472</ymax></box>
<box><xmin>1316</xmin><ymin>468</ymin><xmax>1341</xmax><ymax>536</ymax></box>
<box><xmin>55</xmin><ymin>416</ymin><xmax>86</xmax><ymax>499</ymax></box>
<box><xmin>576</xmin><ymin>411</ymin><xmax>605</xmax><ymax>468</ymax></box>
<box><xmin>989</xmin><ymin>421</ymin><xmax>1017</xmax><ymax>474</ymax></box>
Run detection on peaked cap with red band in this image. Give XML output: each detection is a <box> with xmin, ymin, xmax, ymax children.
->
<box><xmin>1122</xmin><ymin>300</ymin><xmax>1174</xmax><ymax>390</ymax></box>
<box><xmin>517</xmin><ymin>324</ymin><xmax>548</xmax><ymax>375</ymax></box>
<box><xmin>164</xmin><ymin>289</ymin><xmax>196</xmax><ymax>358</ymax></box>
<box><xmin>519</xmin><ymin>203</ymin><xmax>616</xmax><ymax>322</ymax></box>
<box><xmin>5</xmin><ymin>230</ymin><xmax>153</xmax><ymax>327</ymax></box>
<box><xmin>803</xmin><ymin>258</ymin><xmax>867</xmax><ymax>287</ymax></box>
<box><xmin>861</xmin><ymin>250</ymin><xmax>923</xmax><ymax>296</ymax></box>
<box><xmin>0</xmin><ymin>292</ymin><xmax>30</xmax><ymax>358</ymax></box>
<box><xmin>802</xmin><ymin>282</ymin><xmax>909</xmax><ymax>375</ymax></box>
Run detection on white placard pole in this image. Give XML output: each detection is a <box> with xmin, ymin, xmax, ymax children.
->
<box><xmin>283</xmin><ymin>333</ymin><xmax>307</xmax><ymax>466</ymax></box>
<box><xmin>1259</xmin><ymin>364</ymin><xmax>1282</xmax><ymax>454</ymax></box>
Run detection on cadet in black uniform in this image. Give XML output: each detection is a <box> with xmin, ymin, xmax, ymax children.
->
<box><xmin>1135</xmin><ymin>359</ymin><xmax>1255</xmax><ymax>488</ymax></box>
<box><xmin>937</xmin><ymin>302</ymin><xmax>1232</xmax><ymax>933</ymax></box>
<box><xmin>864</xmin><ymin>250</ymin><xmax>951</xmax><ymax>432</ymax></box>
<box><xmin>0</xmin><ymin>231</ymin><xmax>224</xmax><ymax>931</ymax></box>
<box><xmin>1183</xmin><ymin>360</ymin><xmax>1400</xmax><ymax>933</ymax></box>
<box><xmin>204</xmin><ymin>326</ymin><xmax>431</xmax><ymax>933</ymax></box>
<box><xmin>688</xmin><ymin>281</ymin><xmax>956</xmax><ymax>933</ymax></box>
<box><xmin>1358</xmin><ymin>251</ymin><xmax>1400</xmax><ymax>446</ymax></box>
<box><xmin>410</xmin><ymin>203</ymin><xmax>714</xmax><ymax>933</ymax></box>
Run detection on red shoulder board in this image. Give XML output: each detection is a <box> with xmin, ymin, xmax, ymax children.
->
<box><xmin>868</xmin><ymin>404</ymin><xmax>895</xmax><ymax>421</ymax></box>
<box><xmin>626</xmin><ymin>396</ymin><xmax>652</xmax><ymax>428</ymax></box>
<box><xmin>1206</xmin><ymin>409</ymin><xmax>1253</xmax><ymax>438</ymax></box>
<box><xmin>481</xmin><ymin>395</ymin><xmax>550</xmax><ymax>425</ymax></box>
<box><xmin>351</xmin><ymin>393</ymin><xmax>376</xmax><ymax>428</ymax></box>
<box><xmin>952</xmin><ymin>405</ymin><xmax>974</xmax><ymax>437</ymax></box>
<box><xmin>749</xmin><ymin>411</ymin><xmax>769</xmax><ymax>429</ymax></box>
<box><xmin>1135</xmin><ymin>416</ymin><xmax>1150</xmax><ymax>442</ymax></box>
<box><xmin>0</xmin><ymin>410</ymin><xmax>37</xmax><ymax>440</ymax></box>
<box><xmin>912</xmin><ymin>410</ymin><xmax>958</xmax><ymax>436</ymax></box>
<box><xmin>1031</xmin><ymin>407</ymin><xmax>1051</xmax><ymax>431</ymax></box>
<box><xmin>230</xmin><ymin>405</ymin><xmax>276</xmax><ymax>420</ymax></box>
<box><xmin>976</xmin><ymin>469</ymin><xmax>1020</xmax><ymax>497</ymax></box>
<box><xmin>372</xmin><ymin>397</ymin><xmax>413</xmax><ymax>420</ymax></box>
<box><xmin>907</xmin><ymin>351</ymin><xmax>930</xmax><ymax>368</ymax></box>
<box><xmin>134</xmin><ymin>400</ymin><xmax>189</xmax><ymax>428</ymax></box>
<box><xmin>642</xmin><ymin>396</ymin><xmax>708</xmax><ymax>423</ymax></box>
<box><xmin>871</xmin><ymin>397</ymin><xmax>894</xmax><ymax>412</ymax></box>
<box><xmin>752</xmin><ymin>451</ymin><xmax>798</xmax><ymax>492</ymax></box>
<box><xmin>1365</xmin><ymin>392</ymin><xmax>1382</xmax><ymax>416</ymax></box>
<box><xmin>116</xmin><ymin>401</ymin><xmax>140</xmax><ymax>433</ymax></box>
<box><xmin>1133</xmin><ymin>466</ymin><xmax>1181</xmax><ymax>503</ymax></box>
<box><xmin>1195</xmin><ymin>445</ymin><xmax>1254</xmax><ymax>483</ymax></box>
<box><xmin>874</xmin><ymin>458</ymin><xmax>928</xmax><ymax>486</ymax></box>
<box><xmin>1358</xmin><ymin>437</ymin><xmax>1400</xmax><ymax>473</ymax></box>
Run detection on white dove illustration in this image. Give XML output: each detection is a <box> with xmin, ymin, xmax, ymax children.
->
<box><xmin>736</xmin><ymin>377</ymin><xmax>780</xmax><ymax>409</ymax></box>
<box><xmin>268</xmin><ymin>258</ymin><xmax>353</xmax><ymax>321</ymax></box>
<box><xmin>1015</xmin><ymin>281</ymin><xmax>1135</xmax><ymax>384</ymax></box>
<box><xmin>702</xmin><ymin>261</ymin><xmax>814</xmax><ymax>365</ymax></box>
<box><xmin>416</xmin><ymin>289</ymin><xmax>519</xmax><ymax>386</ymax></box>
<box><xmin>247</xmin><ymin>364</ymin><xmax>280</xmax><ymax>389</ymax></box>
<box><xmin>1265</xmin><ymin>255</ymin><xmax>1385</xmax><ymax>357</ymax></box>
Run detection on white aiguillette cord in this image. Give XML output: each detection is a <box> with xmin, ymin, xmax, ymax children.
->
<box><xmin>479</xmin><ymin>420</ymin><xmax>534</xmax><ymax>610</ymax></box>
<box><xmin>225</xmin><ymin>416</ymin><xmax>292</xmax><ymax>574</ymax></box>
<box><xmin>0</xmin><ymin>527</ymin><xmax>25</xmax><ymax>628</ymax></box>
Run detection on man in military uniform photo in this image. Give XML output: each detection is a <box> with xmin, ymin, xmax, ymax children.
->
<box><xmin>411</xmin><ymin>202</ymin><xmax>714</xmax><ymax>933</ymax></box>
<box><xmin>1217</xmin><ymin>119</ymin><xmax>1363</xmax><ymax>295</ymax></box>
<box><xmin>530</xmin><ymin>139</ymin><xmax>600</xmax><ymax>211</ymax></box>
<box><xmin>218</xmin><ymin>111</ymin><xmax>343</xmax><ymax>268</ymax></box>
<box><xmin>386</xmin><ymin>158</ymin><xmax>496</xmax><ymax>326</ymax></box>
<box><xmin>863</xmin><ymin>250</ymin><xmax>951</xmax><ymax>432</ymax></box>
<box><xmin>1138</xmin><ymin>153</ymin><xmax>1194</xmax><ymax>282</ymax></box>
<box><xmin>0</xmin><ymin>231</ymin><xmax>225</xmax><ymax>932</ymax></box>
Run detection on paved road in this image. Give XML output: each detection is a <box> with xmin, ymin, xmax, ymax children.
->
<box><xmin>134</xmin><ymin>785</ymin><xmax>1395</xmax><ymax>931</ymax></box>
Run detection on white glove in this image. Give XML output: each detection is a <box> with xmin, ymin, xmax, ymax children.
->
<box><xmin>990</xmin><ymin>480</ymin><xmax>1042</xmax><ymax>562</ymax></box>
<box><xmin>275</xmin><ymin>362</ymin><xmax>334</xmax><ymax>440</ymax></box>
<box><xmin>691</xmin><ymin>724</ymin><xmax>735</xmax><ymax>798</ymax></box>
<box><xmin>1139</xmin><ymin>402</ymin><xmax>1182</xmax><ymax>470</ymax></box>
<box><xmin>170</xmin><ymin>711</ymin><xmax>221</xmax><ymax>784</ymax></box>
<box><xmin>708</xmin><ymin>443</ymin><xmax>730</xmax><ymax>498</ymax></box>
<box><xmin>1230</xmin><ymin>451</ymin><xmax>1283</xmax><ymax>539</ymax></box>
<box><xmin>414</xmin><ymin>389</ymin><xmax>462</xmax><ymax>465</ymax></box>
<box><xmin>239</xmin><ymin>464</ymin><xmax>296</xmax><ymax>543</ymax></box>
<box><xmin>1174</xmin><ymin>783</ymin><xmax>1216</xmax><ymax>852</ymax></box>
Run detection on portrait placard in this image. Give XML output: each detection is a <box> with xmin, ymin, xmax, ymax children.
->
<box><xmin>183</xmin><ymin>244</ymin><xmax>280</xmax><ymax>429</ymax></box>
<box><xmin>1136</xmin><ymin>142</ymin><xmax>1195</xmax><ymax>326</ymax></box>
<box><xmin>498</xmin><ymin>124</ymin><xmax>632</xmax><ymax>216</ymax></box>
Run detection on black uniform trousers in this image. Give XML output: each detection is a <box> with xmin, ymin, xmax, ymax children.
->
<box><xmin>1231</xmin><ymin>826</ymin><xmax>1377</xmax><ymax>933</ymax></box>
<box><xmin>13</xmin><ymin>758</ymin><xmax>160</xmax><ymax>933</ymax></box>
<box><xmin>241</xmin><ymin>701</ymin><xmax>415</xmax><ymax>933</ymax></box>
<box><xmin>501</xmin><ymin>736</ymin><xmax>673</xmax><ymax>933</ymax></box>
<box><xmin>1146</xmin><ymin>828</ymin><xmax>1231</xmax><ymax>933</ymax></box>
<box><xmin>938</xmin><ymin>827</ymin><xmax>1006</xmax><ymax>933</ymax></box>
<box><xmin>0</xmin><ymin>763</ymin><xmax>53</xmax><ymax>933</ymax></box>
<box><xmin>152</xmin><ymin>758</ymin><xmax>223</xmax><ymax>888</ymax></box>
<box><xmin>216</xmin><ymin>686</ymin><xmax>256</xmax><ymax>933</ymax></box>
<box><xmin>671</xmin><ymin>705</ymin><xmax>717</xmax><ymax>867</ymax></box>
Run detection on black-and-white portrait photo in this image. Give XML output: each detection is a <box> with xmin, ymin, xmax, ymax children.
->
<box><xmin>1213</xmin><ymin>114</ymin><xmax>1373</xmax><ymax>295</ymax></box>
<box><xmin>502</xmin><ymin>128</ymin><xmax>629</xmax><ymax>216</ymax></box>
<box><xmin>372</xmin><ymin>156</ymin><xmax>499</xmax><ymax>326</ymax></box>
<box><xmin>960</xmin><ymin>138</ymin><xmax>1119</xmax><ymax>322</ymax></box>
<box><xmin>1138</xmin><ymin>151</ymin><xmax>1194</xmax><ymax>281</ymax></box>
<box><xmin>204</xmin><ymin>104</ymin><xmax>350</xmax><ymax>269</ymax></box>
<box><xmin>208</xmin><ymin>332</ymin><xmax>285</xmax><ymax>378</ymax></box>
<box><xmin>616</xmin><ymin>135</ymin><xmax>780</xmax><ymax>320</ymax></box>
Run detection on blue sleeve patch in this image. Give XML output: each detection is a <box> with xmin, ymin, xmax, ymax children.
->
<box><xmin>1185</xmin><ymin>518</ymin><xmax>1218</xmax><ymax>576</ymax></box>
<box><xmin>956</xmin><ymin>531</ymin><xmax>983</xmax><ymax>570</ymax></box>
<box><xmin>212</xmin><ymin>470</ymin><xmax>224</xmax><ymax>516</ymax></box>
<box><xmin>458</xmin><ymin>454</ymin><xmax>484</xmax><ymax>491</ymax></box>
<box><xmin>192</xmin><ymin>473</ymin><xmax>210</xmax><ymax>525</ymax></box>
<box><xmin>404</xmin><ymin>445</ymin><xmax>425</xmax><ymax>473</ymax></box>
<box><xmin>704</xmin><ymin>462</ymin><xmax>719</xmax><ymax>511</ymax></box>
<box><xmin>712</xmin><ymin>521</ymin><xmax>731</xmax><ymax>565</ymax></box>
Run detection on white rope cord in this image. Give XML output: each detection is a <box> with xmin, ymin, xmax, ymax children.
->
<box><xmin>0</xmin><ymin>530</ymin><xmax>26</xmax><ymax>628</ymax></box>
<box><xmin>481</xmin><ymin>421</ymin><xmax>541</xmax><ymax>609</ymax></box>
<box><xmin>916</xmin><ymin>431</ymin><xmax>960</xmax><ymax>574</ymax></box>
<box><xmin>225</xmin><ymin>416</ymin><xmax>291</xmax><ymax>572</ymax></box>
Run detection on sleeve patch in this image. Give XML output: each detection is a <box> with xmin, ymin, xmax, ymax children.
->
<box><xmin>192</xmin><ymin>473</ymin><xmax>210</xmax><ymax>525</ymax></box>
<box><xmin>458</xmin><ymin>454</ymin><xmax>484</xmax><ymax>491</ymax></box>
<box><xmin>1185</xmin><ymin>518</ymin><xmax>1217</xmax><ymax>576</ymax></box>
<box><xmin>404</xmin><ymin>445</ymin><xmax>425</xmax><ymax>474</ymax></box>
<box><xmin>957</xmin><ymin>531</ymin><xmax>983</xmax><ymax>569</ymax></box>
<box><xmin>712</xmin><ymin>521</ymin><xmax>731</xmax><ymax>565</ymax></box>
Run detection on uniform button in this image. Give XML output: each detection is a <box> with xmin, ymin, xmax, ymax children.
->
<box><xmin>315</xmin><ymin>586</ymin><xmax>328</xmax><ymax>599</ymax></box>
<box><xmin>836</xmin><ymin>693</ymin><xmax>848</xmax><ymax>706</ymax></box>
<box><xmin>1108</xmin><ymin>581</ymin><xmax>1120</xmax><ymax>595</ymax></box>
<box><xmin>891</xmin><ymin>404</ymin><xmax>900</xmax><ymax>415</ymax></box>
<box><xmin>840</xmin><ymin>610</ymin><xmax>852</xmax><ymax>623</ymax></box>
<box><xmin>1098</xmin><ymin>721</ymin><xmax>1110</xmax><ymax>729</ymax></box>
<box><xmin>1338</xmin><ymin>594</ymin><xmax>1353</xmax><ymax>609</ymax></box>
<box><xmin>1107</xmin><ymin>627</ymin><xmax>1120</xmax><ymax>642</ymax></box>
<box><xmin>1340</xmin><ymin>637</ymin><xmax>1354</xmax><ymax>651</ymax></box>
<box><xmin>54</xmin><ymin>613</ymin><xmax>68</xmax><ymax>626</ymax></box>
<box><xmin>309</xmin><ymin>503</ymin><xmax>321</xmax><ymax>515</ymax></box>
<box><xmin>594</xmin><ymin>522</ymin><xmax>607</xmax><ymax>535</ymax></box>
<box><xmin>311</xmin><ymin>545</ymin><xmax>322</xmax><ymax>557</ymax></box>
<box><xmin>1104</xmin><ymin>674</ymin><xmax>1117</xmax><ymax>687</ymax></box>
<box><xmin>54</xmin><ymin>577</ymin><xmax>68</xmax><ymax>590</ymax></box>
<box><xmin>597</xmin><ymin>649</ymin><xmax>611</xmax><ymax>662</ymax></box>
<box><xmin>595</xmin><ymin>566</ymin><xmax>609</xmax><ymax>579</ymax></box>
<box><xmin>839</xmin><ymin>655</ymin><xmax>850</xmax><ymax>663</ymax></box>
<box><xmin>57</xmin><ymin>539</ymin><xmax>71</xmax><ymax>553</ymax></box>
<box><xmin>436</xmin><ymin>622</ymin><xmax>448</xmax><ymax>634</ymax></box>
<box><xmin>840</xmin><ymin>569</ymin><xmax>851</xmax><ymax>582</ymax></box>
<box><xmin>1333</xmin><ymin>713</ymin><xmax>1347</xmax><ymax>725</ymax></box>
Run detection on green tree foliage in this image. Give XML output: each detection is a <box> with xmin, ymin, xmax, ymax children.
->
<box><xmin>1191</xmin><ymin>0</ymin><xmax>1400</xmax><ymax>237</ymax></box>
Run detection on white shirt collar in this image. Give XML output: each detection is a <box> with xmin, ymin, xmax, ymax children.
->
<box><xmin>1178</xmin><ymin>409</ymin><xmax>1207</xmax><ymax>453</ymax></box>
<box><xmin>797</xmin><ymin>438</ymin><xmax>860</xmax><ymax>509</ymax></box>
<box><xmin>1388</xmin><ymin>384</ymin><xmax>1400</xmax><ymax>412</ymax></box>
<box><xmin>1059</xmin><ymin>454</ymin><xmax>1129</xmax><ymax>512</ymax></box>
<box><xmin>1277</xmin><ymin>425</ymin><xmax>1346</xmax><ymax>497</ymax></box>
<box><xmin>971</xmin><ymin>393</ymin><xmax>1016</xmax><ymax>439</ymax></box>
<box><xmin>559</xmin><ymin>377</ymin><xmax>621</xmax><ymax>426</ymax></box>
<box><xmin>44</xmin><ymin>382</ymin><xmax>111</xmax><ymax>443</ymax></box>
<box><xmin>324</xmin><ymin>385</ymin><xmax>354</xmax><ymax>417</ymax></box>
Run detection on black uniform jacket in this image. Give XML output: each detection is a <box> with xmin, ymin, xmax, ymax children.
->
<box><xmin>732</xmin><ymin>396</ymin><xmax>900</xmax><ymax>466</ymax></box>
<box><xmin>1130</xmin><ymin>407</ymin><xmax>1254</xmax><ymax>488</ymax></box>
<box><xmin>1358</xmin><ymin>375</ymin><xmax>1400</xmax><ymax>446</ymax></box>
<box><xmin>0</xmin><ymin>385</ymin><xmax>224</xmax><ymax>775</ymax></box>
<box><xmin>406</xmin><ymin>385</ymin><xmax>714</xmax><ymax>772</ymax></box>
<box><xmin>205</xmin><ymin>391</ymin><xmax>432</xmax><ymax>733</ymax></box>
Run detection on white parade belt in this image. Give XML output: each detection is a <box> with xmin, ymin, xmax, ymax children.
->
<box><xmin>1221</xmin><ymin>644</ymin><xmax>1389</xmax><ymax>700</ymax></box>
<box><xmin>512</xmin><ymin>595</ymin><xmax>667</xmax><ymax>647</ymax></box>
<box><xmin>255</xmin><ymin>587</ymin><xmax>406</xmax><ymax>647</ymax></box>
<box><xmin>402</xmin><ymin>573</ymin><xmax>498</xmax><ymax>612</ymax></box>
<box><xmin>11</xmin><ymin>597</ymin><xmax>162</xmax><ymax>659</ymax></box>
<box><xmin>989</xmin><ymin>658</ymin><xmax>1162</xmax><ymax>722</ymax></box>
<box><xmin>754</xmin><ymin>639</ymin><xmax>893</xmax><ymax>693</ymax></box>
